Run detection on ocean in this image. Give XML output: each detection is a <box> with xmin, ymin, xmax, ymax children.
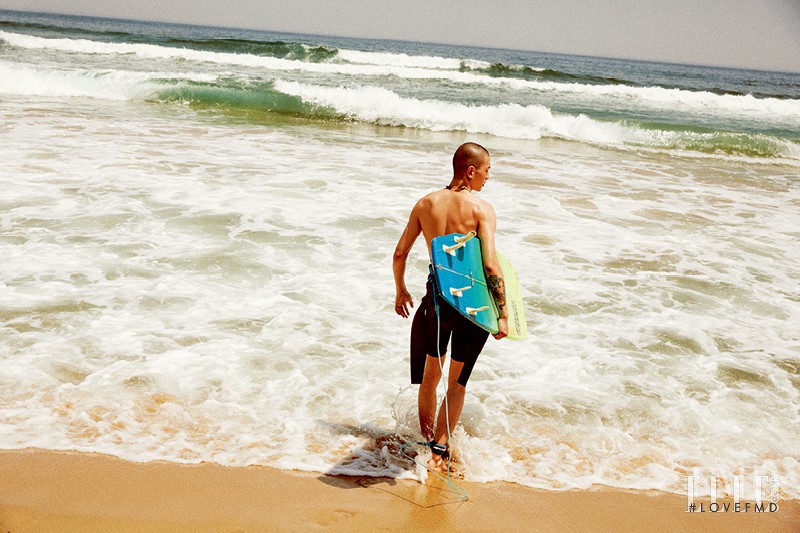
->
<box><xmin>1</xmin><ymin>10</ymin><xmax>798</xmax><ymax>499</ymax></box>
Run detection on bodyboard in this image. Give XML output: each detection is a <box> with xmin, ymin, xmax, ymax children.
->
<box><xmin>497</xmin><ymin>250</ymin><xmax>528</xmax><ymax>340</ymax></box>
<box><xmin>430</xmin><ymin>232</ymin><xmax>527</xmax><ymax>340</ymax></box>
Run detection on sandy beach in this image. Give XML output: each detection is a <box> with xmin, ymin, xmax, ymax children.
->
<box><xmin>0</xmin><ymin>448</ymin><xmax>797</xmax><ymax>532</ymax></box>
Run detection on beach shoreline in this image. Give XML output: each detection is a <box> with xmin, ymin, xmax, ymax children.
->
<box><xmin>1</xmin><ymin>448</ymin><xmax>797</xmax><ymax>532</ymax></box>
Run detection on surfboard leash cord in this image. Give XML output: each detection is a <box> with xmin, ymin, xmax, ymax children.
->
<box><xmin>398</xmin><ymin>276</ymin><xmax>469</xmax><ymax>502</ymax></box>
<box><xmin>399</xmin><ymin>440</ymin><xmax>469</xmax><ymax>502</ymax></box>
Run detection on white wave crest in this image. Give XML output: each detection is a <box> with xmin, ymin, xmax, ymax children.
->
<box><xmin>0</xmin><ymin>61</ymin><xmax>214</xmax><ymax>100</ymax></box>
<box><xmin>529</xmin><ymin>81</ymin><xmax>800</xmax><ymax>120</ymax></box>
<box><xmin>273</xmin><ymin>80</ymin><xmax>628</xmax><ymax>144</ymax></box>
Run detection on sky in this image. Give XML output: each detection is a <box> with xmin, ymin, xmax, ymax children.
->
<box><xmin>1</xmin><ymin>0</ymin><xmax>799</xmax><ymax>72</ymax></box>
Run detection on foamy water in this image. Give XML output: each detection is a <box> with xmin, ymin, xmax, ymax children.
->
<box><xmin>1</xmin><ymin>10</ymin><xmax>799</xmax><ymax>499</ymax></box>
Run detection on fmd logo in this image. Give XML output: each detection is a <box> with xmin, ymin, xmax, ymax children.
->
<box><xmin>686</xmin><ymin>470</ymin><xmax>780</xmax><ymax>513</ymax></box>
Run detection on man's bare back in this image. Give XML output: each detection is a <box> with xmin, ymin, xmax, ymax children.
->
<box><xmin>414</xmin><ymin>188</ymin><xmax>493</xmax><ymax>251</ymax></box>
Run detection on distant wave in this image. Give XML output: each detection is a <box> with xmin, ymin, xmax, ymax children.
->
<box><xmin>164</xmin><ymin>37</ymin><xmax>338</xmax><ymax>62</ymax></box>
<box><xmin>0</xmin><ymin>17</ymin><xmax>135</xmax><ymax>38</ymax></box>
<box><xmin>466</xmin><ymin>63</ymin><xmax>634</xmax><ymax>86</ymax></box>
<box><xmin>3</xmin><ymin>30</ymin><xmax>799</xmax><ymax>122</ymax></box>
<box><xmin>336</xmin><ymin>48</ymin><xmax>490</xmax><ymax>71</ymax></box>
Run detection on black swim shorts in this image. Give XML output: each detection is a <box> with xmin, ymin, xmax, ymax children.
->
<box><xmin>410</xmin><ymin>276</ymin><xmax>490</xmax><ymax>387</ymax></box>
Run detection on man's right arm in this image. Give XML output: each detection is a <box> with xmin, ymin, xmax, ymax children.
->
<box><xmin>393</xmin><ymin>202</ymin><xmax>422</xmax><ymax>318</ymax></box>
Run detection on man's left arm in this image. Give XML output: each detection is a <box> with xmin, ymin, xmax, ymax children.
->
<box><xmin>477</xmin><ymin>204</ymin><xmax>508</xmax><ymax>339</ymax></box>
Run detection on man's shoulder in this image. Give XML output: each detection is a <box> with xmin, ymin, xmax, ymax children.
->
<box><xmin>414</xmin><ymin>189</ymin><xmax>446</xmax><ymax>207</ymax></box>
<box><xmin>470</xmin><ymin>194</ymin><xmax>494</xmax><ymax>213</ymax></box>
<box><xmin>422</xmin><ymin>188</ymin><xmax>447</xmax><ymax>200</ymax></box>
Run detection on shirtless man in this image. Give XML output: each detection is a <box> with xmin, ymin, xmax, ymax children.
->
<box><xmin>393</xmin><ymin>142</ymin><xmax>508</xmax><ymax>472</ymax></box>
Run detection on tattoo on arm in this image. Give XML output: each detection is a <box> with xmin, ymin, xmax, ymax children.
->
<box><xmin>487</xmin><ymin>275</ymin><xmax>506</xmax><ymax>316</ymax></box>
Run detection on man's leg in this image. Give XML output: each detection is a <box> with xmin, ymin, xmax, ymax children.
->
<box><xmin>418</xmin><ymin>354</ymin><xmax>443</xmax><ymax>440</ymax></box>
<box><xmin>427</xmin><ymin>359</ymin><xmax>466</xmax><ymax>472</ymax></box>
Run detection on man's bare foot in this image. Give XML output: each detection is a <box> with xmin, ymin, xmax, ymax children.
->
<box><xmin>426</xmin><ymin>441</ymin><xmax>448</xmax><ymax>472</ymax></box>
<box><xmin>427</xmin><ymin>453</ymin><xmax>444</xmax><ymax>473</ymax></box>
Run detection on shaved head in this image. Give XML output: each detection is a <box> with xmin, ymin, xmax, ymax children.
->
<box><xmin>452</xmin><ymin>142</ymin><xmax>490</xmax><ymax>175</ymax></box>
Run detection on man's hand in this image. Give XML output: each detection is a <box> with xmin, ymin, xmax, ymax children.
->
<box><xmin>395</xmin><ymin>290</ymin><xmax>414</xmax><ymax>318</ymax></box>
<box><xmin>493</xmin><ymin>317</ymin><xmax>509</xmax><ymax>340</ymax></box>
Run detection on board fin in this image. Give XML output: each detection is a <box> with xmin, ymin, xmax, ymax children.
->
<box><xmin>449</xmin><ymin>284</ymin><xmax>473</xmax><ymax>297</ymax></box>
<box><xmin>442</xmin><ymin>231</ymin><xmax>477</xmax><ymax>256</ymax></box>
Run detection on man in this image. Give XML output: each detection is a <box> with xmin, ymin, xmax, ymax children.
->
<box><xmin>393</xmin><ymin>142</ymin><xmax>508</xmax><ymax>472</ymax></box>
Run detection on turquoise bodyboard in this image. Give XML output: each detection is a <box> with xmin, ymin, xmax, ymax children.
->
<box><xmin>430</xmin><ymin>232</ymin><xmax>499</xmax><ymax>334</ymax></box>
<box><xmin>430</xmin><ymin>232</ymin><xmax>528</xmax><ymax>340</ymax></box>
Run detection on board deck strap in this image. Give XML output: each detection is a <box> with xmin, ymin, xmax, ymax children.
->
<box><xmin>430</xmin><ymin>232</ymin><xmax>528</xmax><ymax>340</ymax></box>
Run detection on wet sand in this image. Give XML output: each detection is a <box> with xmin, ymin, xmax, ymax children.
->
<box><xmin>1</xmin><ymin>448</ymin><xmax>797</xmax><ymax>532</ymax></box>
